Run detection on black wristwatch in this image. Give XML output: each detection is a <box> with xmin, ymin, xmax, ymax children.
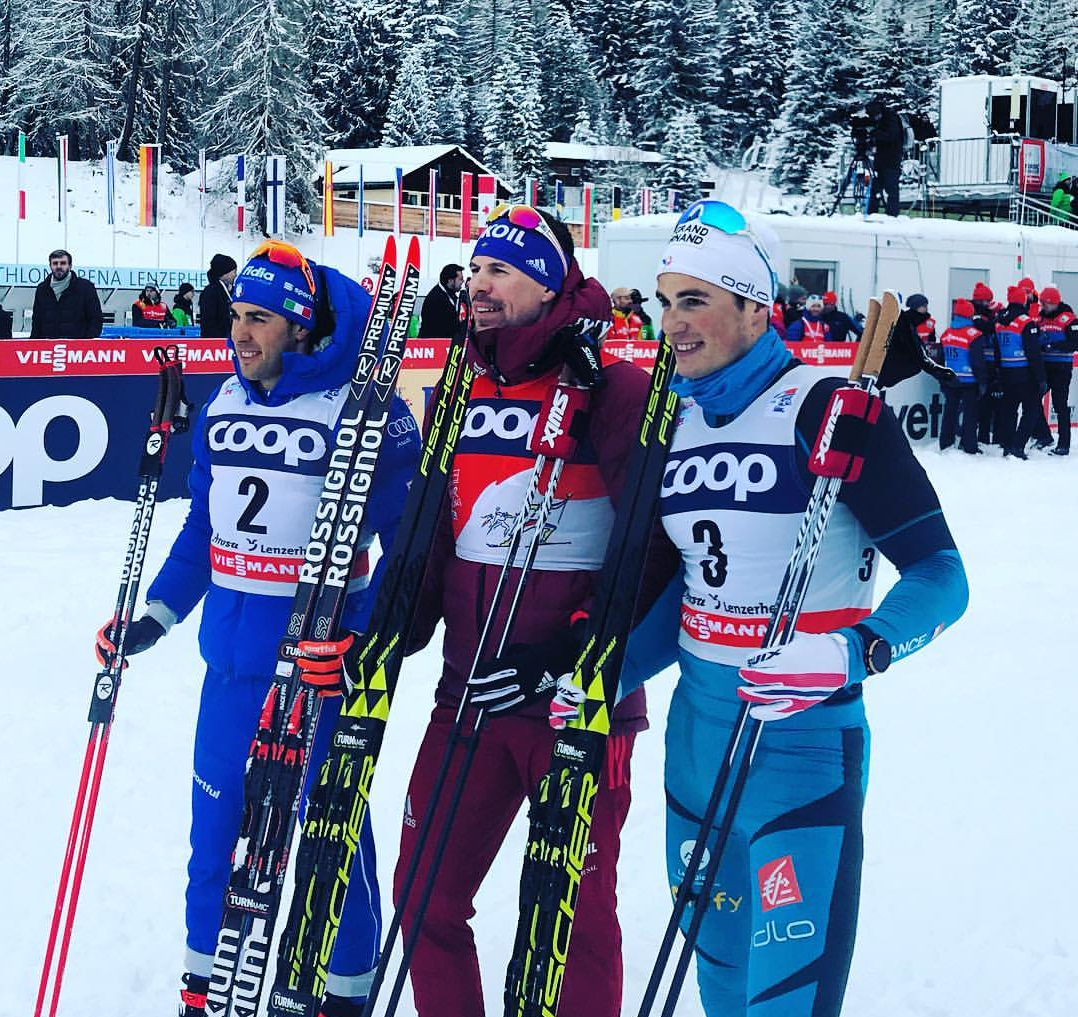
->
<box><xmin>852</xmin><ymin>624</ymin><xmax>891</xmax><ymax>675</ymax></box>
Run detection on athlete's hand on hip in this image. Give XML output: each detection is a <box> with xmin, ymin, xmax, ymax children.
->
<box><xmin>95</xmin><ymin>616</ymin><xmax>165</xmax><ymax>668</ymax></box>
<box><xmin>468</xmin><ymin>615</ymin><xmax>588</xmax><ymax>716</ymax></box>
<box><xmin>295</xmin><ymin>632</ymin><xmax>360</xmax><ymax>698</ymax></box>
<box><xmin>737</xmin><ymin>632</ymin><xmax>850</xmax><ymax>721</ymax></box>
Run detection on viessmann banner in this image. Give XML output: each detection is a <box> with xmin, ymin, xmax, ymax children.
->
<box><xmin>0</xmin><ymin>337</ymin><xmax>997</xmax><ymax>511</ymax></box>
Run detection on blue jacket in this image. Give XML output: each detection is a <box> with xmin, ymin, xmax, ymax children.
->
<box><xmin>146</xmin><ymin>264</ymin><xmax>420</xmax><ymax>678</ymax></box>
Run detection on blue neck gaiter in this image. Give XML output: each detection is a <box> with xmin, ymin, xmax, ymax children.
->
<box><xmin>670</xmin><ymin>327</ymin><xmax>792</xmax><ymax>419</ymax></box>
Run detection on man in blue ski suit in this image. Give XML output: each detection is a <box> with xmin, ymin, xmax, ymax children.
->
<box><xmin>95</xmin><ymin>242</ymin><xmax>420</xmax><ymax>1017</ymax></box>
<box><xmin>555</xmin><ymin>201</ymin><xmax>969</xmax><ymax>1016</ymax></box>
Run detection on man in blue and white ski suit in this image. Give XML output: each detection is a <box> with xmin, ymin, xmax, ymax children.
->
<box><xmin>578</xmin><ymin>203</ymin><xmax>969</xmax><ymax>1016</ymax></box>
<box><xmin>97</xmin><ymin>244</ymin><xmax>419</xmax><ymax>1017</ymax></box>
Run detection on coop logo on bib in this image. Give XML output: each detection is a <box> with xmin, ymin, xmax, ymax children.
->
<box><xmin>663</xmin><ymin>448</ymin><xmax>777</xmax><ymax>501</ymax></box>
<box><xmin>660</xmin><ymin>442</ymin><xmax>804</xmax><ymax>515</ymax></box>
<box><xmin>208</xmin><ymin>417</ymin><xmax>329</xmax><ymax>470</ymax></box>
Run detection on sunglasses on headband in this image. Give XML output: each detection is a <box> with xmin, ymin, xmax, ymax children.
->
<box><xmin>676</xmin><ymin>200</ymin><xmax>777</xmax><ymax>292</ymax></box>
<box><xmin>250</xmin><ymin>239</ymin><xmax>317</xmax><ymax>296</ymax></box>
<box><xmin>486</xmin><ymin>203</ymin><xmax>569</xmax><ymax>274</ymax></box>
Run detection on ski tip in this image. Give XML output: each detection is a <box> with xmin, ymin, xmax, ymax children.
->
<box><xmin>405</xmin><ymin>234</ymin><xmax>421</xmax><ymax>269</ymax></box>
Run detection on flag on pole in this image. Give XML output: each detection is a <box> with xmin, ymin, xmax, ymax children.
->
<box><xmin>198</xmin><ymin>148</ymin><xmax>207</xmax><ymax>228</ymax></box>
<box><xmin>581</xmin><ymin>182</ymin><xmax>594</xmax><ymax>249</ymax></box>
<box><xmin>428</xmin><ymin>167</ymin><xmax>439</xmax><ymax>241</ymax></box>
<box><xmin>554</xmin><ymin>180</ymin><xmax>564</xmax><ymax>220</ymax></box>
<box><xmin>138</xmin><ymin>144</ymin><xmax>161</xmax><ymax>227</ymax></box>
<box><xmin>640</xmin><ymin>186</ymin><xmax>652</xmax><ymax>215</ymax></box>
<box><xmin>477</xmin><ymin>174</ymin><xmax>496</xmax><ymax>221</ymax></box>
<box><xmin>237</xmin><ymin>155</ymin><xmax>246</xmax><ymax>232</ymax></box>
<box><xmin>394</xmin><ymin>166</ymin><xmax>403</xmax><ymax>235</ymax></box>
<box><xmin>16</xmin><ymin>130</ymin><xmax>26</xmax><ymax>220</ymax></box>
<box><xmin>525</xmin><ymin>177</ymin><xmax>539</xmax><ymax>206</ymax></box>
<box><xmin>611</xmin><ymin>185</ymin><xmax>622</xmax><ymax>221</ymax></box>
<box><xmin>667</xmin><ymin>189</ymin><xmax>680</xmax><ymax>213</ymax></box>
<box><xmin>323</xmin><ymin>159</ymin><xmax>335</xmax><ymax>237</ymax></box>
<box><xmin>105</xmin><ymin>140</ymin><xmax>117</xmax><ymax>225</ymax></box>
<box><xmin>356</xmin><ymin>163</ymin><xmax>364</xmax><ymax>237</ymax></box>
<box><xmin>56</xmin><ymin>134</ymin><xmax>68</xmax><ymax>223</ymax></box>
<box><xmin>460</xmin><ymin>172</ymin><xmax>473</xmax><ymax>243</ymax></box>
<box><xmin>266</xmin><ymin>155</ymin><xmax>286</xmax><ymax>236</ymax></box>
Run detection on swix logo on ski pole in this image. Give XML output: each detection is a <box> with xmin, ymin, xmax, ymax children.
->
<box><xmin>815</xmin><ymin>395</ymin><xmax>843</xmax><ymax>465</ymax></box>
<box><xmin>208</xmin><ymin>417</ymin><xmax>328</xmax><ymax>468</ymax></box>
<box><xmin>0</xmin><ymin>395</ymin><xmax>108</xmax><ymax>507</ymax></box>
<box><xmin>541</xmin><ymin>389</ymin><xmax>569</xmax><ymax>448</ymax></box>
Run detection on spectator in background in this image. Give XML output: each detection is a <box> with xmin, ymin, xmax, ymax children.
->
<box><xmin>786</xmin><ymin>293</ymin><xmax>830</xmax><ymax>341</ymax></box>
<box><xmin>610</xmin><ymin>286</ymin><xmax>645</xmax><ymax>341</ymax></box>
<box><xmin>0</xmin><ymin>301</ymin><xmax>12</xmax><ymax>339</ymax></box>
<box><xmin>30</xmin><ymin>249</ymin><xmax>103</xmax><ymax>339</ymax></box>
<box><xmin>1037</xmin><ymin>285</ymin><xmax>1078</xmax><ymax>456</ymax></box>
<box><xmin>783</xmin><ymin>283</ymin><xmax>807</xmax><ymax>326</ymax></box>
<box><xmin>906</xmin><ymin>294</ymin><xmax>936</xmax><ymax>344</ymax></box>
<box><xmin>418</xmin><ymin>263</ymin><xmax>465</xmax><ymax>338</ymax></box>
<box><xmin>172</xmin><ymin>283</ymin><xmax>195</xmax><ymax>327</ymax></box>
<box><xmin>866</xmin><ymin>98</ymin><xmax>904</xmax><ymax>217</ymax></box>
<box><xmin>820</xmin><ymin>291</ymin><xmax>863</xmax><ymax>342</ymax></box>
<box><xmin>132</xmin><ymin>285</ymin><xmax>172</xmax><ymax>328</ymax></box>
<box><xmin>971</xmin><ymin>282</ymin><xmax>1002</xmax><ymax>445</ymax></box>
<box><xmin>629</xmin><ymin>288</ymin><xmax>655</xmax><ymax>338</ymax></box>
<box><xmin>199</xmin><ymin>253</ymin><xmax>237</xmax><ymax>338</ymax></box>
<box><xmin>939</xmin><ymin>299</ymin><xmax>987</xmax><ymax>455</ymax></box>
<box><xmin>771</xmin><ymin>284</ymin><xmax>788</xmax><ymax>339</ymax></box>
<box><xmin>996</xmin><ymin>284</ymin><xmax>1046</xmax><ymax>459</ymax></box>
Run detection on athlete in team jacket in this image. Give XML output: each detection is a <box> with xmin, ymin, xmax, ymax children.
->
<box><xmin>95</xmin><ymin>243</ymin><xmax>420</xmax><ymax>1017</ymax></box>
<box><xmin>297</xmin><ymin>207</ymin><xmax>654</xmax><ymax>1016</ymax></box>
<box><xmin>554</xmin><ymin>201</ymin><xmax>969</xmax><ymax>1016</ymax></box>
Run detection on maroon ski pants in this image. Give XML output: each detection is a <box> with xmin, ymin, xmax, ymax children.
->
<box><xmin>394</xmin><ymin>705</ymin><xmax>635</xmax><ymax>1017</ymax></box>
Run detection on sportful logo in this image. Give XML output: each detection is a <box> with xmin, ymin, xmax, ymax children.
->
<box><xmin>757</xmin><ymin>855</ymin><xmax>803</xmax><ymax>912</ymax></box>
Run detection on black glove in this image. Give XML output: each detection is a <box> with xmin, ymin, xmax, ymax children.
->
<box><xmin>990</xmin><ymin>378</ymin><xmax>1004</xmax><ymax>399</ymax></box>
<box><xmin>553</xmin><ymin>320</ymin><xmax>608</xmax><ymax>389</ymax></box>
<box><xmin>977</xmin><ymin>383</ymin><xmax>988</xmax><ymax>397</ymax></box>
<box><xmin>95</xmin><ymin>615</ymin><xmax>166</xmax><ymax>667</ymax></box>
<box><xmin>468</xmin><ymin>616</ymin><xmax>588</xmax><ymax>715</ymax></box>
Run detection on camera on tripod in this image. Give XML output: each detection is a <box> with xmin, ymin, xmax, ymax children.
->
<box><xmin>849</xmin><ymin>111</ymin><xmax>875</xmax><ymax>160</ymax></box>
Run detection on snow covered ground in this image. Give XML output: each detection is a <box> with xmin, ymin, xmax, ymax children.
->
<box><xmin>1</xmin><ymin>448</ymin><xmax>1076</xmax><ymax>1017</ymax></box>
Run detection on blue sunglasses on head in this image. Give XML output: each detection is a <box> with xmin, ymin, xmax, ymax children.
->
<box><xmin>676</xmin><ymin>200</ymin><xmax>779</xmax><ymax>296</ymax></box>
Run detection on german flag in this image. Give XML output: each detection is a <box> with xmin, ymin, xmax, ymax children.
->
<box><xmin>138</xmin><ymin>144</ymin><xmax>160</xmax><ymax>227</ymax></box>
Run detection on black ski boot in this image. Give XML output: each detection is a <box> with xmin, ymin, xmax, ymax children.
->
<box><xmin>318</xmin><ymin>993</ymin><xmax>365</xmax><ymax>1017</ymax></box>
<box><xmin>178</xmin><ymin>973</ymin><xmax>209</xmax><ymax>1016</ymax></box>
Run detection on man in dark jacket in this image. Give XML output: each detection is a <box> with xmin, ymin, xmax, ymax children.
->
<box><xmin>867</xmin><ymin>100</ymin><xmax>904</xmax><ymax>217</ymax></box>
<box><xmin>198</xmin><ymin>253</ymin><xmax>237</xmax><ymax>338</ymax></box>
<box><xmin>939</xmin><ymin>299</ymin><xmax>987</xmax><ymax>454</ymax></box>
<box><xmin>1037</xmin><ymin>285</ymin><xmax>1078</xmax><ymax>455</ymax></box>
<box><xmin>820</xmin><ymin>291</ymin><xmax>863</xmax><ymax>342</ymax></box>
<box><xmin>29</xmin><ymin>249</ymin><xmax>103</xmax><ymax>339</ymax></box>
<box><xmin>418</xmin><ymin>263</ymin><xmax>465</xmax><ymax>338</ymax></box>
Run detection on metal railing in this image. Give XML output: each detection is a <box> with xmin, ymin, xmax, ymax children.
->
<box><xmin>1010</xmin><ymin>190</ymin><xmax>1078</xmax><ymax>230</ymax></box>
<box><xmin>920</xmin><ymin>134</ymin><xmax>1020</xmax><ymax>190</ymax></box>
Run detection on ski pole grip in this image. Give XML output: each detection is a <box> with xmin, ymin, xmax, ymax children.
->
<box><xmin>850</xmin><ymin>298</ymin><xmax>881</xmax><ymax>382</ymax></box>
<box><xmin>527</xmin><ymin>384</ymin><xmax>591</xmax><ymax>459</ymax></box>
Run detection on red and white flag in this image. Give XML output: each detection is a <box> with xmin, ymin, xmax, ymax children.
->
<box><xmin>640</xmin><ymin>187</ymin><xmax>652</xmax><ymax>215</ymax></box>
<box><xmin>581</xmin><ymin>182</ymin><xmax>594</xmax><ymax>249</ymax></box>
<box><xmin>477</xmin><ymin>174</ymin><xmax>497</xmax><ymax>233</ymax></box>
<box><xmin>236</xmin><ymin>155</ymin><xmax>246</xmax><ymax>232</ymax></box>
<box><xmin>460</xmin><ymin>172</ymin><xmax>474</xmax><ymax>243</ymax></box>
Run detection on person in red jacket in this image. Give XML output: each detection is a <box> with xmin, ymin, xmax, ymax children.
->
<box><xmin>298</xmin><ymin>206</ymin><xmax>652</xmax><ymax>1017</ymax></box>
<box><xmin>131</xmin><ymin>284</ymin><xmax>173</xmax><ymax>328</ymax></box>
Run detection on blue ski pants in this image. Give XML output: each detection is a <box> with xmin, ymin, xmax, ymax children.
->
<box><xmin>664</xmin><ymin>653</ymin><xmax>868</xmax><ymax>1017</ymax></box>
<box><xmin>184</xmin><ymin>667</ymin><xmax>381</xmax><ymax>999</ymax></box>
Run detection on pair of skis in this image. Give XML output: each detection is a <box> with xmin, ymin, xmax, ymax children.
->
<box><xmin>206</xmin><ymin>236</ymin><xmax>422</xmax><ymax>1017</ymax></box>
<box><xmin>35</xmin><ymin>347</ymin><xmax>192</xmax><ymax>1017</ymax></box>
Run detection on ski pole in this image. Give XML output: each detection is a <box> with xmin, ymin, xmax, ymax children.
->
<box><xmin>34</xmin><ymin>347</ymin><xmax>191</xmax><ymax>1017</ymax></box>
<box><xmin>637</xmin><ymin>294</ymin><xmax>896</xmax><ymax>1017</ymax></box>
<box><xmin>364</xmin><ymin>379</ymin><xmax>593</xmax><ymax>1017</ymax></box>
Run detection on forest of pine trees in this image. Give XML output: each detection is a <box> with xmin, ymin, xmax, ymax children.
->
<box><xmin>1</xmin><ymin>0</ymin><xmax>1075</xmax><ymax>224</ymax></box>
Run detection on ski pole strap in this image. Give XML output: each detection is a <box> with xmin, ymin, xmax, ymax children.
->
<box><xmin>527</xmin><ymin>382</ymin><xmax>591</xmax><ymax>459</ymax></box>
<box><xmin>140</xmin><ymin>347</ymin><xmax>191</xmax><ymax>476</ymax></box>
<box><xmin>808</xmin><ymin>386</ymin><xmax>882</xmax><ymax>483</ymax></box>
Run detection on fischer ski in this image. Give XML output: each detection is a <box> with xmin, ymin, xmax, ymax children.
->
<box><xmin>635</xmin><ymin>293</ymin><xmax>899</xmax><ymax>1017</ymax></box>
<box><xmin>266</xmin><ymin>325</ymin><xmax>477</xmax><ymax>1017</ymax></box>
<box><xmin>205</xmin><ymin>235</ymin><xmax>421</xmax><ymax>1017</ymax></box>
<box><xmin>502</xmin><ymin>338</ymin><xmax>679</xmax><ymax>1017</ymax></box>
<box><xmin>35</xmin><ymin>347</ymin><xmax>192</xmax><ymax>1017</ymax></box>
